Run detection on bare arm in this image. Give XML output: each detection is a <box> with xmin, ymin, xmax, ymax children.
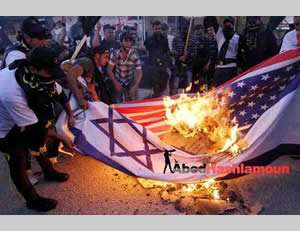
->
<box><xmin>66</xmin><ymin>64</ymin><xmax>88</xmax><ymax>109</ymax></box>
<box><xmin>92</xmin><ymin>23</ymin><xmax>101</xmax><ymax>48</ymax></box>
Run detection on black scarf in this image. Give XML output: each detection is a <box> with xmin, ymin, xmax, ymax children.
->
<box><xmin>11</xmin><ymin>60</ymin><xmax>58</xmax><ymax>123</ymax></box>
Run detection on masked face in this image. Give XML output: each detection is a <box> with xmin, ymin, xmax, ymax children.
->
<box><xmin>223</xmin><ymin>22</ymin><xmax>234</xmax><ymax>39</ymax></box>
<box><xmin>247</xmin><ymin>20</ymin><xmax>261</xmax><ymax>31</ymax></box>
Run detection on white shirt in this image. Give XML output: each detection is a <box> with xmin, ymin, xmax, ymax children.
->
<box><xmin>4</xmin><ymin>50</ymin><xmax>26</xmax><ymax>67</ymax></box>
<box><xmin>0</xmin><ymin>68</ymin><xmax>38</xmax><ymax>138</ymax></box>
<box><xmin>215</xmin><ymin>27</ymin><xmax>240</xmax><ymax>68</ymax></box>
<box><xmin>280</xmin><ymin>29</ymin><xmax>300</xmax><ymax>53</ymax></box>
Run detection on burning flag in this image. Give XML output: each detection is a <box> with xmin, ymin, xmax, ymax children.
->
<box><xmin>56</xmin><ymin>48</ymin><xmax>300</xmax><ymax>183</ymax></box>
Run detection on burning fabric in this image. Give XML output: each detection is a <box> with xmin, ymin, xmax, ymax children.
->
<box><xmin>162</xmin><ymin>91</ymin><xmax>247</xmax><ymax>155</ymax></box>
<box><xmin>56</xmin><ymin>48</ymin><xmax>300</xmax><ymax>183</ymax></box>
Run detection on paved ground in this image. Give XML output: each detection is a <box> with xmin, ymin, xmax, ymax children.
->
<box><xmin>0</xmin><ymin>152</ymin><xmax>300</xmax><ymax>215</ymax></box>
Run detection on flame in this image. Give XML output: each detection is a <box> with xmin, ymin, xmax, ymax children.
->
<box><xmin>163</xmin><ymin>91</ymin><xmax>247</xmax><ymax>155</ymax></box>
<box><xmin>185</xmin><ymin>83</ymin><xmax>192</xmax><ymax>92</ymax></box>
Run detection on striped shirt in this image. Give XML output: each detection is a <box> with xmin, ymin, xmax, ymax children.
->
<box><xmin>109</xmin><ymin>49</ymin><xmax>142</xmax><ymax>86</ymax></box>
<box><xmin>172</xmin><ymin>34</ymin><xmax>199</xmax><ymax>65</ymax></box>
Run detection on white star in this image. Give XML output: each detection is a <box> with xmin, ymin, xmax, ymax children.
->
<box><xmin>250</xmin><ymin>84</ymin><xmax>259</xmax><ymax>91</ymax></box>
<box><xmin>290</xmin><ymin>75</ymin><xmax>296</xmax><ymax>80</ymax></box>
<box><xmin>260</xmin><ymin>104</ymin><xmax>268</xmax><ymax>110</ymax></box>
<box><xmin>261</xmin><ymin>74</ymin><xmax>271</xmax><ymax>81</ymax></box>
<box><xmin>270</xmin><ymin>95</ymin><xmax>277</xmax><ymax>100</ymax></box>
<box><xmin>285</xmin><ymin>66</ymin><xmax>293</xmax><ymax>72</ymax></box>
<box><xmin>252</xmin><ymin>113</ymin><xmax>259</xmax><ymax>119</ymax></box>
<box><xmin>240</xmin><ymin>95</ymin><xmax>247</xmax><ymax>99</ymax></box>
<box><xmin>248</xmin><ymin>101</ymin><xmax>255</xmax><ymax>107</ymax></box>
<box><xmin>228</xmin><ymin>91</ymin><xmax>236</xmax><ymax>98</ymax></box>
<box><xmin>279</xmin><ymin>85</ymin><xmax>286</xmax><ymax>91</ymax></box>
<box><xmin>249</xmin><ymin>94</ymin><xmax>255</xmax><ymax>98</ymax></box>
<box><xmin>274</xmin><ymin>76</ymin><xmax>280</xmax><ymax>81</ymax></box>
<box><xmin>237</xmin><ymin>81</ymin><xmax>246</xmax><ymax>88</ymax></box>
<box><xmin>238</xmin><ymin>101</ymin><xmax>244</xmax><ymax>105</ymax></box>
<box><xmin>239</xmin><ymin>110</ymin><xmax>246</xmax><ymax>116</ymax></box>
<box><xmin>258</xmin><ymin>93</ymin><xmax>264</xmax><ymax>98</ymax></box>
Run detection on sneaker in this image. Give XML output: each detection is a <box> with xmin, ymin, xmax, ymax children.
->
<box><xmin>26</xmin><ymin>196</ymin><xmax>58</xmax><ymax>212</ymax></box>
<box><xmin>44</xmin><ymin>171</ymin><xmax>70</xmax><ymax>182</ymax></box>
<box><xmin>26</xmin><ymin>170</ymin><xmax>39</xmax><ymax>185</ymax></box>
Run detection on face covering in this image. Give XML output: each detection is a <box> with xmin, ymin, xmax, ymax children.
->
<box><xmin>223</xmin><ymin>27</ymin><xmax>234</xmax><ymax>40</ymax></box>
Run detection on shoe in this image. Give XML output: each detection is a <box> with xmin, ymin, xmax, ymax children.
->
<box><xmin>26</xmin><ymin>196</ymin><xmax>58</xmax><ymax>212</ymax></box>
<box><xmin>26</xmin><ymin>170</ymin><xmax>39</xmax><ymax>185</ymax></box>
<box><xmin>44</xmin><ymin>171</ymin><xmax>70</xmax><ymax>182</ymax></box>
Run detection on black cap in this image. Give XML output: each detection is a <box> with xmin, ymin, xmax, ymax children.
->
<box><xmin>103</xmin><ymin>24</ymin><xmax>116</xmax><ymax>31</ymax></box>
<box><xmin>92</xmin><ymin>44</ymin><xmax>110</xmax><ymax>55</ymax></box>
<box><xmin>223</xmin><ymin>16</ymin><xmax>235</xmax><ymax>26</ymax></box>
<box><xmin>21</xmin><ymin>16</ymin><xmax>51</xmax><ymax>39</ymax></box>
<box><xmin>120</xmin><ymin>32</ymin><xmax>134</xmax><ymax>42</ymax></box>
<box><xmin>27</xmin><ymin>47</ymin><xmax>66</xmax><ymax>79</ymax></box>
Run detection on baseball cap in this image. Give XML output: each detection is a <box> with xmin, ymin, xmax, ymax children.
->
<box><xmin>93</xmin><ymin>44</ymin><xmax>110</xmax><ymax>55</ymax></box>
<box><xmin>27</xmin><ymin>47</ymin><xmax>66</xmax><ymax>79</ymax></box>
<box><xmin>21</xmin><ymin>16</ymin><xmax>51</xmax><ymax>39</ymax></box>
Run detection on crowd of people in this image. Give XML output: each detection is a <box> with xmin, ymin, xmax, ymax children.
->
<box><xmin>0</xmin><ymin>16</ymin><xmax>299</xmax><ymax>212</ymax></box>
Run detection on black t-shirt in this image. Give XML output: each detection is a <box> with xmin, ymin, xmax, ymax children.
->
<box><xmin>144</xmin><ymin>34</ymin><xmax>169</xmax><ymax>64</ymax></box>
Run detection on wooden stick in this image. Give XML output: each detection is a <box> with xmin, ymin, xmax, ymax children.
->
<box><xmin>70</xmin><ymin>34</ymin><xmax>88</xmax><ymax>61</ymax></box>
<box><xmin>118</xmin><ymin>16</ymin><xmax>121</xmax><ymax>27</ymax></box>
<box><xmin>184</xmin><ymin>17</ymin><xmax>194</xmax><ymax>53</ymax></box>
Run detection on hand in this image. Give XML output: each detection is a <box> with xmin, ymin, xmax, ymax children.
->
<box><xmin>78</xmin><ymin>98</ymin><xmax>89</xmax><ymax>109</ymax></box>
<box><xmin>60</xmin><ymin>60</ymin><xmax>72</xmax><ymax>73</ymax></box>
<box><xmin>114</xmin><ymin>81</ymin><xmax>123</xmax><ymax>93</ymax></box>
<box><xmin>61</xmin><ymin>137</ymin><xmax>76</xmax><ymax>151</ymax></box>
<box><xmin>184</xmin><ymin>50</ymin><xmax>188</xmax><ymax>57</ymax></box>
<box><xmin>96</xmin><ymin>23</ymin><xmax>101</xmax><ymax>31</ymax></box>
<box><xmin>68</xmin><ymin>116</ymin><xmax>76</xmax><ymax>127</ymax></box>
<box><xmin>128</xmin><ymin>85</ymin><xmax>138</xmax><ymax>97</ymax></box>
<box><xmin>61</xmin><ymin>16</ymin><xmax>66</xmax><ymax>24</ymax></box>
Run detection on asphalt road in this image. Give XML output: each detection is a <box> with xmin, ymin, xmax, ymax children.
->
<box><xmin>0</xmin><ymin>153</ymin><xmax>300</xmax><ymax>215</ymax></box>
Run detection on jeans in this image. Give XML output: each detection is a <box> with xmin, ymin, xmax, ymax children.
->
<box><xmin>170</xmin><ymin>65</ymin><xmax>193</xmax><ymax>95</ymax></box>
<box><xmin>114</xmin><ymin>78</ymin><xmax>138</xmax><ymax>104</ymax></box>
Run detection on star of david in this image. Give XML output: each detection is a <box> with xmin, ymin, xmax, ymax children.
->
<box><xmin>90</xmin><ymin>107</ymin><xmax>162</xmax><ymax>172</ymax></box>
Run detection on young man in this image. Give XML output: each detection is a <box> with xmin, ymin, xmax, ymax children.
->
<box><xmin>1</xmin><ymin>16</ymin><xmax>51</xmax><ymax>69</ymax></box>
<box><xmin>144</xmin><ymin>21</ymin><xmax>170</xmax><ymax>97</ymax></box>
<box><xmin>66</xmin><ymin>45</ymin><xmax>112</xmax><ymax>109</ymax></box>
<box><xmin>280</xmin><ymin>16</ymin><xmax>300</xmax><ymax>53</ymax></box>
<box><xmin>108</xmin><ymin>32</ymin><xmax>143</xmax><ymax>103</ymax></box>
<box><xmin>92</xmin><ymin>24</ymin><xmax>121</xmax><ymax>52</ymax></box>
<box><xmin>0</xmin><ymin>47</ymin><xmax>71</xmax><ymax>212</ymax></box>
<box><xmin>171</xmin><ymin>24</ymin><xmax>199</xmax><ymax>95</ymax></box>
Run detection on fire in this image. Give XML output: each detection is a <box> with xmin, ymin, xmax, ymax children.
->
<box><xmin>163</xmin><ymin>91</ymin><xmax>246</xmax><ymax>155</ymax></box>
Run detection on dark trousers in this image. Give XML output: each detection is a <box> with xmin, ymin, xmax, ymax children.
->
<box><xmin>0</xmin><ymin>126</ymin><xmax>55</xmax><ymax>202</ymax></box>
